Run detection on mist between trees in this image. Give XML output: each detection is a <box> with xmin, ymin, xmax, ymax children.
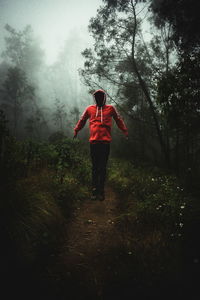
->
<box><xmin>0</xmin><ymin>0</ymin><xmax>200</xmax><ymax>186</ymax></box>
<box><xmin>0</xmin><ymin>24</ymin><xmax>91</xmax><ymax>141</ymax></box>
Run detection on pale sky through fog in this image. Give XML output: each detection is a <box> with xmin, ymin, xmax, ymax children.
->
<box><xmin>0</xmin><ymin>0</ymin><xmax>102</xmax><ymax>64</ymax></box>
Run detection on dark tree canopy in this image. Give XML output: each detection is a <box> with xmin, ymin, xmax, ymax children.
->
<box><xmin>151</xmin><ymin>0</ymin><xmax>200</xmax><ymax>50</ymax></box>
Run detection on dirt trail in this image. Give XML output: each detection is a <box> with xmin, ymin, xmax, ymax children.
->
<box><xmin>46</xmin><ymin>186</ymin><xmax>179</xmax><ymax>300</ymax></box>
<box><xmin>65</xmin><ymin>186</ymin><xmax>120</xmax><ymax>256</ymax></box>
<box><xmin>52</xmin><ymin>186</ymin><xmax>126</xmax><ymax>299</ymax></box>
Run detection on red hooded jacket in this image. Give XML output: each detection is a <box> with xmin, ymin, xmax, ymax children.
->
<box><xmin>74</xmin><ymin>89</ymin><xmax>128</xmax><ymax>143</ymax></box>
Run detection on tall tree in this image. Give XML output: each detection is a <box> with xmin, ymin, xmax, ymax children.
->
<box><xmin>52</xmin><ymin>98</ymin><xmax>67</xmax><ymax>132</ymax></box>
<box><xmin>2</xmin><ymin>24</ymin><xmax>44</xmax><ymax>78</ymax></box>
<box><xmin>151</xmin><ymin>0</ymin><xmax>200</xmax><ymax>50</ymax></box>
<box><xmin>80</xmin><ymin>0</ymin><xmax>175</xmax><ymax>165</ymax></box>
<box><xmin>151</xmin><ymin>0</ymin><xmax>200</xmax><ymax>173</ymax></box>
<box><xmin>3</xmin><ymin>67</ymin><xmax>35</xmax><ymax>137</ymax></box>
<box><xmin>1</xmin><ymin>25</ymin><xmax>48</xmax><ymax>138</ymax></box>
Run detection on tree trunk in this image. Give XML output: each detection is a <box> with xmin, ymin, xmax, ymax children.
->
<box><xmin>131</xmin><ymin>0</ymin><xmax>170</xmax><ymax>167</ymax></box>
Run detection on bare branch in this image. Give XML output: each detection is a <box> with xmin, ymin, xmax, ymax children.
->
<box><xmin>131</xmin><ymin>0</ymin><xmax>137</xmax><ymax>59</ymax></box>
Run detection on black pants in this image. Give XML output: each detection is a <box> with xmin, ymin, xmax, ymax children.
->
<box><xmin>90</xmin><ymin>143</ymin><xmax>110</xmax><ymax>193</ymax></box>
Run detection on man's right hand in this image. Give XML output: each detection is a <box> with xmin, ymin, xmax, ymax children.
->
<box><xmin>73</xmin><ymin>131</ymin><xmax>77</xmax><ymax>139</ymax></box>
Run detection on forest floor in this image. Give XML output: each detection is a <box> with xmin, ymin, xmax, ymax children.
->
<box><xmin>3</xmin><ymin>181</ymin><xmax>198</xmax><ymax>300</ymax></box>
<box><xmin>48</xmin><ymin>186</ymin><xmax>132</xmax><ymax>299</ymax></box>
<box><xmin>44</xmin><ymin>186</ymin><xmax>179</xmax><ymax>300</ymax></box>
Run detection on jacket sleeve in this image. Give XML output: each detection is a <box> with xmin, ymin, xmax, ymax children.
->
<box><xmin>112</xmin><ymin>106</ymin><xmax>128</xmax><ymax>136</ymax></box>
<box><xmin>74</xmin><ymin>107</ymin><xmax>89</xmax><ymax>134</ymax></box>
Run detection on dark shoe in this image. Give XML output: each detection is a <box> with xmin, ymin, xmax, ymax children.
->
<box><xmin>91</xmin><ymin>194</ymin><xmax>97</xmax><ymax>200</ymax></box>
<box><xmin>98</xmin><ymin>192</ymin><xmax>105</xmax><ymax>201</ymax></box>
<box><xmin>91</xmin><ymin>188</ymin><xmax>98</xmax><ymax>200</ymax></box>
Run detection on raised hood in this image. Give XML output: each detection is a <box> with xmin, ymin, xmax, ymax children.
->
<box><xmin>93</xmin><ymin>89</ymin><xmax>106</xmax><ymax>107</ymax></box>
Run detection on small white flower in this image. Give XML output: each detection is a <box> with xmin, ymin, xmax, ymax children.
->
<box><xmin>179</xmin><ymin>223</ymin><xmax>184</xmax><ymax>228</ymax></box>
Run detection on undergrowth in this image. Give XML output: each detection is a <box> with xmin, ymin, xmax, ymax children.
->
<box><xmin>107</xmin><ymin>158</ymin><xmax>189</xmax><ymax>289</ymax></box>
<box><xmin>0</xmin><ymin>134</ymin><xmax>91</xmax><ymax>270</ymax></box>
<box><xmin>108</xmin><ymin>158</ymin><xmax>187</xmax><ymax>237</ymax></box>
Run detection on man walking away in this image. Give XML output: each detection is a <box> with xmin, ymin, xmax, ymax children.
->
<box><xmin>74</xmin><ymin>89</ymin><xmax>128</xmax><ymax>201</ymax></box>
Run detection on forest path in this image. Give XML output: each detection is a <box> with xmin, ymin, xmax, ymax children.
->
<box><xmin>65</xmin><ymin>186</ymin><xmax>120</xmax><ymax>255</ymax></box>
<box><xmin>52</xmin><ymin>186</ymin><xmax>128</xmax><ymax>299</ymax></box>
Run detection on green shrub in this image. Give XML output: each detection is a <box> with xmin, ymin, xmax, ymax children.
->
<box><xmin>109</xmin><ymin>159</ymin><xmax>187</xmax><ymax>237</ymax></box>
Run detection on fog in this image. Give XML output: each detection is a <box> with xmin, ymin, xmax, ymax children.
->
<box><xmin>0</xmin><ymin>0</ymin><xmax>102</xmax><ymax>139</ymax></box>
<box><xmin>0</xmin><ymin>0</ymin><xmax>101</xmax><ymax>64</ymax></box>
